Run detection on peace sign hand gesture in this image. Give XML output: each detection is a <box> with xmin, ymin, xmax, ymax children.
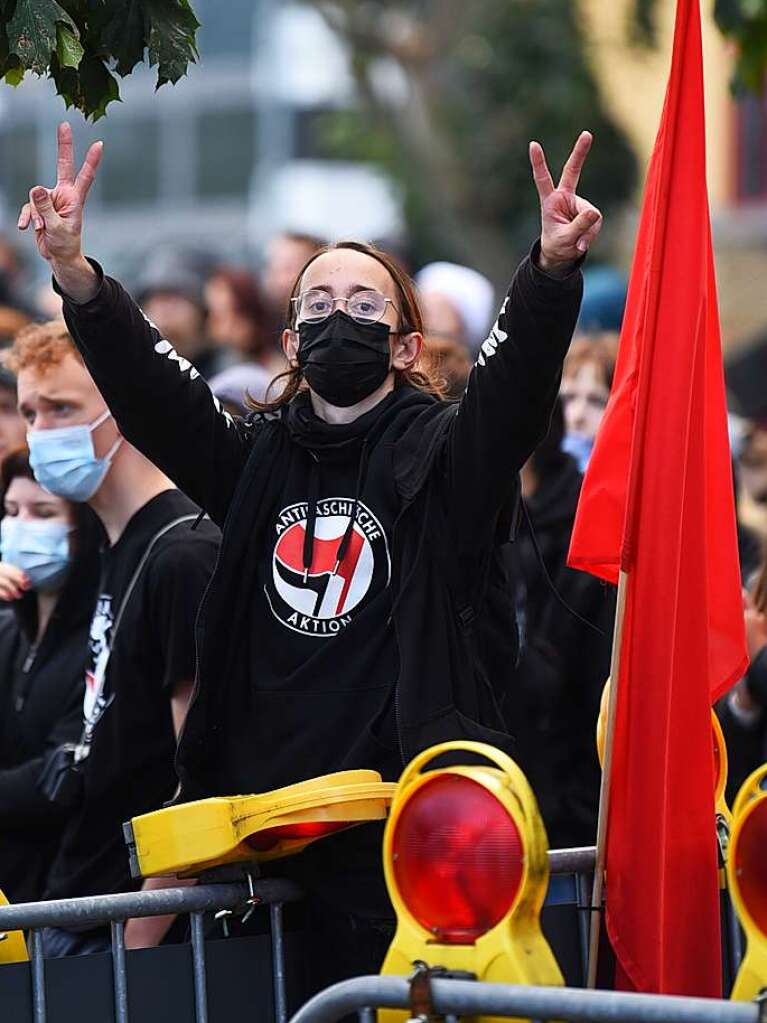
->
<box><xmin>530</xmin><ymin>131</ymin><xmax>603</xmax><ymax>274</ymax></box>
<box><xmin>17</xmin><ymin>122</ymin><xmax>102</xmax><ymax>266</ymax></box>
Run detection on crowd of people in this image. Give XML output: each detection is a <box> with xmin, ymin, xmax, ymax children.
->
<box><xmin>0</xmin><ymin>121</ymin><xmax>762</xmax><ymax>999</ymax></box>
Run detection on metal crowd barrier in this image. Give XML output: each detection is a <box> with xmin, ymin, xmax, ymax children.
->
<box><xmin>289</xmin><ymin>976</ymin><xmax>761</xmax><ymax>1023</ymax></box>
<box><xmin>0</xmin><ymin>846</ymin><xmax>747</xmax><ymax>1023</ymax></box>
<box><xmin>0</xmin><ymin>876</ymin><xmax>302</xmax><ymax>1023</ymax></box>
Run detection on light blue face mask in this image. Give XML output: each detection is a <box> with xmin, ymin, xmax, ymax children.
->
<box><xmin>0</xmin><ymin>517</ymin><xmax>72</xmax><ymax>592</ymax></box>
<box><xmin>27</xmin><ymin>409</ymin><xmax>122</xmax><ymax>502</ymax></box>
<box><xmin>562</xmin><ymin>431</ymin><xmax>595</xmax><ymax>473</ymax></box>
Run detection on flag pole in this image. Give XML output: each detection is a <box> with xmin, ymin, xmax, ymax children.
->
<box><xmin>587</xmin><ymin>568</ymin><xmax>629</xmax><ymax>988</ymax></box>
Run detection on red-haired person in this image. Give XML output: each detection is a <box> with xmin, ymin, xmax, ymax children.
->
<box><xmin>18</xmin><ymin>123</ymin><xmax>602</xmax><ymax>994</ymax></box>
<box><xmin>559</xmin><ymin>332</ymin><xmax>618</xmax><ymax>471</ymax></box>
<box><xmin>0</xmin><ymin>447</ymin><xmax>100</xmax><ymax>903</ymax></box>
<box><xmin>5</xmin><ymin>321</ymin><xmax>220</xmax><ymax>957</ymax></box>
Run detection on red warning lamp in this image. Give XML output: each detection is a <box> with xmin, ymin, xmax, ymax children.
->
<box><xmin>380</xmin><ymin>741</ymin><xmax>564</xmax><ymax>1023</ymax></box>
<box><xmin>729</xmin><ymin>770</ymin><xmax>767</xmax><ymax>1000</ymax></box>
<box><xmin>734</xmin><ymin>799</ymin><xmax>767</xmax><ymax>936</ymax></box>
<box><xmin>246</xmin><ymin>820</ymin><xmax>352</xmax><ymax>853</ymax></box>
<box><xmin>391</xmin><ymin>773</ymin><xmax>523</xmax><ymax>944</ymax></box>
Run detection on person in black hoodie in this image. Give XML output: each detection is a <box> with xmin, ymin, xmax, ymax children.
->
<box><xmin>509</xmin><ymin>400</ymin><xmax>614</xmax><ymax>848</ymax></box>
<box><xmin>0</xmin><ymin>447</ymin><xmax>100</xmax><ymax>904</ymax></box>
<box><xmin>18</xmin><ymin>122</ymin><xmax>602</xmax><ymax>992</ymax></box>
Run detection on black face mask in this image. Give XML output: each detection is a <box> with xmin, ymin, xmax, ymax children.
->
<box><xmin>297</xmin><ymin>310</ymin><xmax>393</xmax><ymax>408</ymax></box>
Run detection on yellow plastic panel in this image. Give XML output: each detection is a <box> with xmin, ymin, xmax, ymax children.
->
<box><xmin>0</xmin><ymin>889</ymin><xmax>27</xmax><ymax>965</ymax></box>
<box><xmin>729</xmin><ymin>779</ymin><xmax>767</xmax><ymax>1001</ymax></box>
<box><xmin>128</xmin><ymin>770</ymin><xmax>396</xmax><ymax>878</ymax></box>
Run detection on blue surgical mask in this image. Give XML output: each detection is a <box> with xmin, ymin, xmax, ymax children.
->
<box><xmin>0</xmin><ymin>517</ymin><xmax>72</xmax><ymax>592</ymax></box>
<box><xmin>27</xmin><ymin>409</ymin><xmax>122</xmax><ymax>502</ymax></box>
<box><xmin>562</xmin><ymin>431</ymin><xmax>594</xmax><ymax>473</ymax></box>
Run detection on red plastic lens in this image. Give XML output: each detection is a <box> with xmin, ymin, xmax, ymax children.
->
<box><xmin>391</xmin><ymin>774</ymin><xmax>524</xmax><ymax>944</ymax></box>
<box><xmin>246</xmin><ymin>820</ymin><xmax>351</xmax><ymax>852</ymax></box>
<box><xmin>736</xmin><ymin>799</ymin><xmax>767</xmax><ymax>934</ymax></box>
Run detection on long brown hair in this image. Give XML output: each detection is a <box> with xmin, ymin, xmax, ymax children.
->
<box><xmin>248</xmin><ymin>240</ymin><xmax>445</xmax><ymax>412</ymax></box>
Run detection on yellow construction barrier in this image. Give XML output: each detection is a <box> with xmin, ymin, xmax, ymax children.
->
<box><xmin>126</xmin><ymin>770</ymin><xmax>396</xmax><ymax>878</ymax></box>
<box><xmin>728</xmin><ymin>765</ymin><xmax>767</xmax><ymax>1001</ymax></box>
<box><xmin>0</xmin><ymin>889</ymin><xmax>27</xmax><ymax>965</ymax></box>
<box><xmin>379</xmin><ymin>741</ymin><xmax>563</xmax><ymax>1023</ymax></box>
<box><xmin>732</xmin><ymin>762</ymin><xmax>767</xmax><ymax>822</ymax></box>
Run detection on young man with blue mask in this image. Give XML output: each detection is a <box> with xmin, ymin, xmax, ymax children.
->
<box><xmin>5</xmin><ymin>321</ymin><xmax>220</xmax><ymax>954</ymax></box>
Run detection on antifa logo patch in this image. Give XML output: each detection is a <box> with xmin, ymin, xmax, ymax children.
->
<box><xmin>266</xmin><ymin>498</ymin><xmax>390</xmax><ymax>636</ymax></box>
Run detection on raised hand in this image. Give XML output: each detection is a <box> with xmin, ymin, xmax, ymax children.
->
<box><xmin>17</xmin><ymin>122</ymin><xmax>102</xmax><ymax>266</ymax></box>
<box><xmin>0</xmin><ymin>562</ymin><xmax>30</xmax><ymax>602</ymax></box>
<box><xmin>529</xmin><ymin>131</ymin><xmax>603</xmax><ymax>273</ymax></box>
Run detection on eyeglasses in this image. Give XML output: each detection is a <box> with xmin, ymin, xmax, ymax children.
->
<box><xmin>292</xmin><ymin>289</ymin><xmax>398</xmax><ymax>325</ymax></box>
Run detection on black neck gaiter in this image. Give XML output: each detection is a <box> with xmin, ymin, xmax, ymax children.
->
<box><xmin>297</xmin><ymin>310</ymin><xmax>392</xmax><ymax>408</ymax></box>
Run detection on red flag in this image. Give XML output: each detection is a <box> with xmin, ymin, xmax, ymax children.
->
<box><xmin>567</xmin><ymin>0</ymin><xmax>747</xmax><ymax>998</ymax></box>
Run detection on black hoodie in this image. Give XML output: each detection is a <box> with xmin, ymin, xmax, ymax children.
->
<box><xmin>0</xmin><ymin>509</ymin><xmax>101</xmax><ymax>903</ymax></box>
<box><xmin>57</xmin><ymin>242</ymin><xmax>582</xmax><ymax>906</ymax></box>
<box><xmin>508</xmin><ymin>452</ymin><xmax>615</xmax><ymax>848</ymax></box>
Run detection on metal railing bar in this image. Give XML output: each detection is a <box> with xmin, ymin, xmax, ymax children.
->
<box><xmin>190</xmin><ymin>911</ymin><xmax>208</xmax><ymax>1023</ymax></box>
<box><xmin>110</xmin><ymin>920</ymin><xmax>129</xmax><ymax>1023</ymax></box>
<box><xmin>357</xmin><ymin>1009</ymin><xmax>375</xmax><ymax>1023</ymax></box>
<box><xmin>576</xmin><ymin>870</ymin><xmax>592</xmax><ymax>983</ymax></box>
<box><xmin>271</xmin><ymin>903</ymin><xmax>288</xmax><ymax>1023</ymax></box>
<box><xmin>548</xmin><ymin>847</ymin><xmax>596</xmax><ymax>875</ymax></box>
<box><xmin>29</xmin><ymin>928</ymin><xmax>47</xmax><ymax>1023</ymax></box>
<box><xmin>0</xmin><ymin>879</ymin><xmax>302</xmax><ymax>933</ymax></box>
<box><xmin>288</xmin><ymin>977</ymin><xmax>761</xmax><ymax>1023</ymax></box>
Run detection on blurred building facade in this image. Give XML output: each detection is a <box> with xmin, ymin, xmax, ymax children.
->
<box><xmin>580</xmin><ymin>0</ymin><xmax>767</xmax><ymax>353</ymax></box>
<box><xmin>0</xmin><ymin>0</ymin><xmax>763</xmax><ymax>352</ymax></box>
<box><xmin>0</xmin><ymin>0</ymin><xmax>401</xmax><ymax>284</ymax></box>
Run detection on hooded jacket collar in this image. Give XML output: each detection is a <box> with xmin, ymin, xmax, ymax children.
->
<box><xmin>285</xmin><ymin>386</ymin><xmax>436</xmax><ymax>456</ymax></box>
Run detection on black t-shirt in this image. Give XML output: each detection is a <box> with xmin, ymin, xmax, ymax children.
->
<box><xmin>45</xmin><ymin>490</ymin><xmax>219</xmax><ymax>901</ymax></box>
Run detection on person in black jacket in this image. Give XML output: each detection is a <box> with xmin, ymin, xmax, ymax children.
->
<box><xmin>509</xmin><ymin>400</ymin><xmax>614</xmax><ymax>848</ymax></box>
<box><xmin>718</xmin><ymin>558</ymin><xmax>767</xmax><ymax>801</ymax></box>
<box><xmin>0</xmin><ymin>447</ymin><xmax>100</xmax><ymax>903</ymax></box>
<box><xmin>17</xmin><ymin>122</ymin><xmax>602</xmax><ymax>992</ymax></box>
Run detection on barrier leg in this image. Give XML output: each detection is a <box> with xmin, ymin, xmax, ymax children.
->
<box><xmin>29</xmin><ymin>928</ymin><xmax>46</xmax><ymax>1023</ymax></box>
<box><xmin>190</xmin><ymin>911</ymin><xmax>209</xmax><ymax>1023</ymax></box>
<box><xmin>576</xmin><ymin>871</ymin><xmax>591</xmax><ymax>986</ymax></box>
<box><xmin>271</xmin><ymin>903</ymin><xmax>288</xmax><ymax>1023</ymax></box>
<box><xmin>111</xmin><ymin>920</ymin><xmax>129</xmax><ymax>1023</ymax></box>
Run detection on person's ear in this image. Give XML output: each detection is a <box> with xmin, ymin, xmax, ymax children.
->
<box><xmin>391</xmin><ymin>331</ymin><xmax>423</xmax><ymax>372</ymax></box>
<box><xmin>282</xmin><ymin>328</ymin><xmax>299</xmax><ymax>367</ymax></box>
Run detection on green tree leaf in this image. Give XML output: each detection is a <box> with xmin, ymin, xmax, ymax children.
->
<box><xmin>92</xmin><ymin>0</ymin><xmax>146</xmax><ymax>77</ymax></box>
<box><xmin>78</xmin><ymin>53</ymin><xmax>121</xmax><ymax>120</ymax></box>
<box><xmin>7</xmin><ymin>0</ymin><xmax>78</xmax><ymax>74</ymax></box>
<box><xmin>56</xmin><ymin>21</ymin><xmax>84</xmax><ymax>68</ymax></box>
<box><xmin>0</xmin><ymin>0</ymin><xmax>199</xmax><ymax>119</ymax></box>
<box><xmin>145</xmin><ymin>0</ymin><xmax>199</xmax><ymax>86</ymax></box>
